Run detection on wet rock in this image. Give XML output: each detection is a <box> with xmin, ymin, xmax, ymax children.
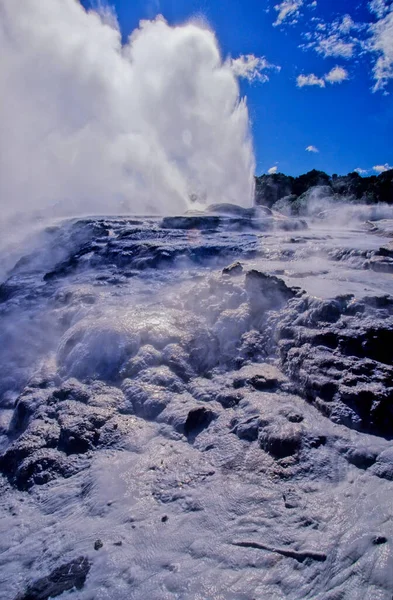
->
<box><xmin>369</xmin><ymin>448</ymin><xmax>393</xmax><ymax>481</ymax></box>
<box><xmin>277</xmin><ymin>294</ymin><xmax>393</xmax><ymax>435</ymax></box>
<box><xmin>94</xmin><ymin>539</ymin><xmax>103</xmax><ymax>550</ymax></box>
<box><xmin>162</xmin><ymin>344</ymin><xmax>195</xmax><ymax>382</ymax></box>
<box><xmin>120</xmin><ymin>345</ymin><xmax>162</xmax><ymax>378</ymax></box>
<box><xmin>245</xmin><ymin>270</ymin><xmax>297</xmax><ymax>315</ymax></box>
<box><xmin>215</xmin><ymin>391</ymin><xmax>242</xmax><ymax>408</ymax></box>
<box><xmin>1</xmin><ymin>419</ymin><xmax>61</xmax><ymax>477</ymax></box>
<box><xmin>52</xmin><ymin>379</ymin><xmax>90</xmax><ymax>404</ymax></box>
<box><xmin>233</xmin><ymin>363</ymin><xmax>287</xmax><ymax>391</ymax></box>
<box><xmin>366</xmin><ymin>256</ymin><xmax>393</xmax><ymax>274</ymax></box>
<box><xmin>258</xmin><ymin>420</ymin><xmax>303</xmax><ymax>459</ymax></box>
<box><xmin>160</xmin><ymin>216</ymin><xmax>220</xmax><ymax>230</ymax></box>
<box><xmin>122</xmin><ymin>380</ymin><xmax>171</xmax><ymax>419</ymax></box>
<box><xmin>231</xmin><ymin>415</ymin><xmax>260</xmax><ymax>441</ymax></box>
<box><xmin>15</xmin><ymin>556</ymin><xmax>90</xmax><ymax>600</ymax></box>
<box><xmin>223</xmin><ymin>262</ymin><xmax>243</xmax><ymax>276</ymax></box>
<box><xmin>135</xmin><ymin>366</ymin><xmax>185</xmax><ymax>394</ymax></box>
<box><xmin>342</xmin><ymin>445</ymin><xmax>379</xmax><ymax>469</ymax></box>
<box><xmin>15</xmin><ymin>448</ymin><xmax>79</xmax><ymax>490</ymax></box>
<box><xmin>9</xmin><ymin>389</ymin><xmax>52</xmax><ymax>435</ymax></box>
<box><xmin>373</xmin><ymin>536</ymin><xmax>387</xmax><ymax>545</ymax></box>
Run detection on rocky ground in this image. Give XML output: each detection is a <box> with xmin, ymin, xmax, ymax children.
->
<box><xmin>1</xmin><ymin>207</ymin><xmax>393</xmax><ymax>599</ymax></box>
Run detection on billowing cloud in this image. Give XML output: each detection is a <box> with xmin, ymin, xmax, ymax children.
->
<box><xmin>297</xmin><ymin>73</ymin><xmax>325</xmax><ymax>87</ymax></box>
<box><xmin>373</xmin><ymin>163</ymin><xmax>393</xmax><ymax>172</ymax></box>
<box><xmin>267</xmin><ymin>166</ymin><xmax>278</xmax><ymax>174</ymax></box>
<box><xmin>306</xmin><ymin>145</ymin><xmax>319</xmax><ymax>153</ymax></box>
<box><xmin>229</xmin><ymin>54</ymin><xmax>280</xmax><ymax>83</ymax></box>
<box><xmin>325</xmin><ymin>65</ymin><xmax>349</xmax><ymax>83</ymax></box>
<box><xmin>0</xmin><ymin>1</ymin><xmax>259</xmax><ymax>220</ymax></box>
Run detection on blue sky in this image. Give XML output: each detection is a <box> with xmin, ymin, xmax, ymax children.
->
<box><xmin>81</xmin><ymin>0</ymin><xmax>392</xmax><ymax>177</ymax></box>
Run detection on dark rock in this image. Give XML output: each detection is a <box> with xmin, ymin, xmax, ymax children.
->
<box><xmin>373</xmin><ymin>536</ymin><xmax>387</xmax><ymax>545</ymax></box>
<box><xmin>184</xmin><ymin>407</ymin><xmax>215</xmax><ymax>437</ymax></box>
<box><xmin>14</xmin><ymin>556</ymin><xmax>90</xmax><ymax>600</ymax></box>
<box><xmin>255</xmin><ymin>168</ymin><xmax>393</xmax><ymax>208</ymax></box>
<box><xmin>369</xmin><ymin>448</ymin><xmax>393</xmax><ymax>480</ymax></box>
<box><xmin>276</xmin><ymin>294</ymin><xmax>393</xmax><ymax>435</ymax></box>
<box><xmin>160</xmin><ymin>216</ymin><xmax>220</xmax><ymax>230</ymax></box>
<box><xmin>216</xmin><ymin>391</ymin><xmax>242</xmax><ymax>408</ymax></box>
<box><xmin>245</xmin><ymin>270</ymin><xmax>297</xmax><ymax>315</ymax></box>
<box><xmin>258</xmin><ymin>421</ymin><xmax>302</xmax><ymax>459</ymax></box>
<box><xmin>342</xmin><ymin>445</ymin><xmax>379</xmax><ymax>470</ymax></box>
<box><xmin>52</xmin><ymin>379</ymin><xmax>90</xmax><ymax>404</ymax></box>
<box><xmin>121</xmin><ymin>380</ymin><xmax>171</xmax><ymax>419</ymax></box>
<box><xmin>223</xmin><ymin>262</ymin><xmax>243</xmax><ymax>276</ymax></box>
<box><xmin>231</xmin><ymin>416</ymin><xmax>260</xmax><ymax>441</ymax></box>
<box><xmin>94</xmin><ymin>539</ymin><xmax>103</xmax><ymax>550</ymax></box>
<box><xmin>14</xmin><ymin>448</ymin><xmax>78</xmax><ymax>490</ymax></box>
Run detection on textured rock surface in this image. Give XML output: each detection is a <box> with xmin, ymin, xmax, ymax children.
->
<box><xmin>1</xmin><ymin>213</ymin><xmax>393</xmax><ymax>599</ymax></box>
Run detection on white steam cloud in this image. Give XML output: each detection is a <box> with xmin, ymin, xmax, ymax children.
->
<box><xmin>373</xmin><ymin>163</ymin><xmax>393</xmax><ymax>173</ymax></box>
<box><xmin>0</xmin><ymin>0</ymin><xmax>257</xmax><ymax>220</ymax></box>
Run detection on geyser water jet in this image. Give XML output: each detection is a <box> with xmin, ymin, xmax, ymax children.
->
<box><xmin>0</xmin><ymin>0</ymin><xmax>256</xmax><ymax>220</ymax></box>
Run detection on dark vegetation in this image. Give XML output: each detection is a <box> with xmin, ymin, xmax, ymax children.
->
<box><xmin>255</xmin><ymin>169</ymin><xmax>393</xmax><ymax>208</ymax></box>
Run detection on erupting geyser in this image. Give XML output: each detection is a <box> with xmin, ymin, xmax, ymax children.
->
<box><xmin>0</xmin><ymin>0</ymin><xmax>255</xmax><ymax>220</ymax></box>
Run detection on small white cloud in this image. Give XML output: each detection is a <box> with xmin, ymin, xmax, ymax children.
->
<box><xmin>354</xmin><ymin>167</ymin><xmax>369</xmax><ymax>174</ymax></box>
<box><xmin>338</xmin><ymin>15</ymin><xmax>357</xmax><ymax>34</ymax></box>
<box><xmin>229</xmin><ymin>54</ymin><xmax>280</xmax><ymax>83</ymax></box>
<box><xmin>268</xmin><ymin>166</ymin><xmax>278</xmax><ymax>174</ymax></box>
<box><xmin>373</xmin><ymin>163</ymin><xmax>393</xmax><ymax>173</ymax></box>
<box><xmin>297</xmin><ymin>73</ymin><xmax>326</xmax><ymax>87</ymax></box>
<box><xmin>325</xmin><ymin>65</ymin><xmax>349</xmax><ymax>83</ymax></box>
<box><xmin>306</xmin><ymin>145</ymin><xmax>319</xmax><ymax>153</ymax></box>
<box><xmin>273</xmin><ymin>0</ymin><xmax>303</xmax><ymax>26</ymax></box>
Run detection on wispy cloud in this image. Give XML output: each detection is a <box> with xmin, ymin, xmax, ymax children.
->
<box><xmin>369</xmin><ymin>7</ymin><xmax>393</xmax><ymax>92</ymax></box>
<box><xmin>267</xmin><ymin>166</ymin><xmax>278</xmax><ymax>174</ymax></box>
<box><xmin>313</xmin><ymin>34</ymin><xmax>356</xmax><ymax>59</ymax></box>
<box><xmin>373</xmin><ymin>163</ymin><xmax>393</xmax><ymax>172</ymax></box>
<box><xmin>369</xmin><ymin>0</ymin><xmax>391</xmax><ymax>18</ymax></box>
<box><xmin>325</xmin><ymin>65</ymin><xmax>349</xmax><ymax>83</ymax></box>
<box><xmin>354</xmin><ymin>167</ymin><xmax>369</xmax><ymax>174</ymax></box>
<box><xmin>301</xmin><ymin>5</ymin><xmax>393</xmax><ymax>92</ymax></box>
<box><xmin>272</xmin><ymin>0</ymin><xmax>393</xmax><ymax>93</ymax></box>
<box><xmin>306</xmin><ymin>145</ymin><xmax>319</xmax><ymax>153</ymax></box>
<box><xmin>273</xmin><ymin>0</ymin><xmax>317</xmax><ymax>26</ymax></box>
<box><xmin>297</xmin><ymin>73</ymin><xmax>325</xmax><ymax>87</ymax></box>
<box><xmin>273</xmin><ymin>0</ymin><xmax>303</xmax><ymax>26</ymax></box>
<box><xmin>229</xmin><ymin>54</ymin><xmax>280</xmax><ymax>83</ymax></box>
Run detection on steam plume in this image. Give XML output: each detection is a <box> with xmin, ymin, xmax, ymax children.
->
<box><xmin>0</xmin><ymin>0</ymin><xmax>256</xmax><ymax>220</ymax></box>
